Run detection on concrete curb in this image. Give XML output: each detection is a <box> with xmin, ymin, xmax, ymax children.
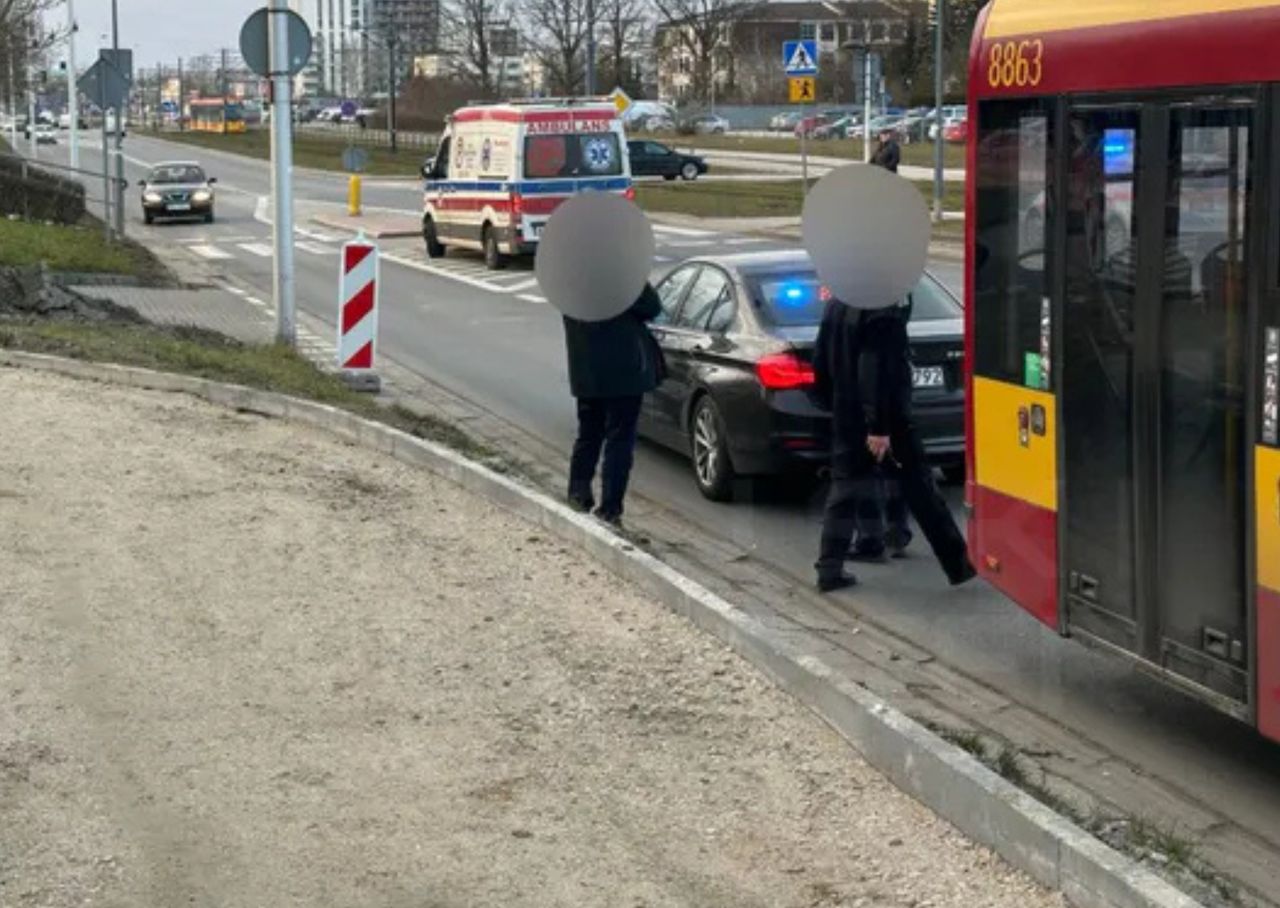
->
<box><xmin>0</xmin><ymin>350</ymin><xmax>1204</xmax><ymax>908</ymax></box>
<box><xmin>310</xmin><ymin>213</ymin><xmax>421</xmax><ymax>240</ymax></box>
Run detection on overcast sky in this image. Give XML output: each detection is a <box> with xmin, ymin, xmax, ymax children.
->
<box><xmin>63</xmin><ymin>0</ymin><xmax>309</xmax><ymax>69</ymax></box>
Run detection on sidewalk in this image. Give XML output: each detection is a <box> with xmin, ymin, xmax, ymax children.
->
<box><xmin>691</xmin><ymin>147</ymin><xmax>966</xmax><ymax>183</ymax></box>
<box><xmin>0</xmin><ymin>366</ymin><xmax>1064</xmax><ymax>908</ymax></box>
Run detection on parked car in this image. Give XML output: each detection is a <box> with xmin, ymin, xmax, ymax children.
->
<box><xmin>770</xmin><ymin>111</ymin><xmax>801</xmax><ymax>132</ymax></box>
<box><xmin>139</xmin><ymin>161</ymin><xmax>217</xmax><ymax>224</ymax></box>
<box><xmin>680</xmin><ymin>113</ymin><xmax>730</xmax><ymax>135</ymax></box>
<box><xmin>943</xmin><ymin>119</ymin><xmax>969</xmax><ymax>143</ymax></box>
<box><xmin>34</xmin><ymin>123</ymin><xmax>57</xmax><ymax>145</ymax></box>
<box><xmin>627</xmin><ymin>140</ymin><xmax>708</xmax><ymax>181</ymax></box>
<box><xmin>813</xmin><ymin>114</ymin><xmax>861</xmax><ymax>140</ymax></box>
<box><xmin>640</xmin><ymin>250</ymin><xmax>966</xmax><ymax>501</ymax></box>
<box><xmin>794</xmin><ymin>114</ymin><xmax>831</xmax><ymax>138</ymax></box>
<box><xmin>57</xmin><ymin>112</ymin><xmax>88</xmax><ymax>129</ymax></box>
<box><xmin>641</xmin><ymin>114</ymin><xmax>676</xmax><ymax>133</ymax></box>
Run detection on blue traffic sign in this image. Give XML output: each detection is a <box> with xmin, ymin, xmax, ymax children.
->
<box><xmin>783</xmin><ymin>40</ymin><xmax>819</xmax><ymax>76</ymax></box>
<box><xmin>340</xmin><ymin>100</ymin><xmax>357</xmax><ymax>118</ymax></box>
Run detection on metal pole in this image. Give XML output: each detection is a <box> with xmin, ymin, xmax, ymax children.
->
<box><xmin>177</xmin><ymin>57</ymin><xmax>184</xmax><ymax>130</ymax></box>
<box><xmin>111</xmin><ymin>0</ymin><xmax>124</xmax><ymax>236</ymax></box>
<box><xmin>585</xmin><ymin>0</ymin><xmax>596</xmax><ymax>95</ymax></box>
<box><xmin>862</xmin><ymin>46</ymin><xmax>872</xmax><ymax>164</ymax></box>
<box><xmin>7</xmin><ymin>50</ymin><xmax>17</xmax><ymax>149</ymax></box>
<box><xmin>269</xmin><ymin>0</ymin><xmax>297</xmax><ymax>346</ymax></box>
<box><xmin>99</xmin><ymin>77</ymin><xmax>111</xmax><ymax>240</ymax></box>
<box><xmin>26</xmin><ymin>25</ymin><xmax>36</xmax><ymax>159</ymax></box>
<box><xmin>388</xmin><ymin>32</ymin><xmax>397</xmax><ymax>153</ymax></box>
<box><xmin>932</xmin><ymin>0</ymin><xmax>945</xmax><ymax>222</ymax></box>
<box><xmin>66</xmin><ymin>0</ymin><xmax>79</xmax><ymax>168</ymax></box>
<box><xmin>221</xmin><ymin>47</ymin><xmax>228</xmax><ymax>132</ymax></box>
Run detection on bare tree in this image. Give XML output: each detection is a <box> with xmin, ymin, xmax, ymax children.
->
<box><xmin>651</xmin><ymin>0</ymin><xmax>749</xmax><ymax>102</ymax></box>
<box><xmin>524</xmin><ymin>0</ymin><xmax>588</xmax><ymax>96</ymax></box>
<box><xmin>597</xmin><ymin>0</ymin><xmax>650</xmax><ymax>95</ymax></box>
<box><xmin>444</xmin><ymin>0</ymin><xmax>503</xmax><ymax>98</ymax></box>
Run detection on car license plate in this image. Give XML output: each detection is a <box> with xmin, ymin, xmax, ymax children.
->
<box><xmin>913</xmin><ymin>366</ymin><xmax>945</xmax><ymax>389</ymax></box>
<box><xmin>168</xmin><ymin>203</ymin><xmax>191</xmax><ymax>212</ymax></box>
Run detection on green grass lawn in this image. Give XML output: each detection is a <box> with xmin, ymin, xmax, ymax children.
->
<box><xmin>145</xmin><ymin>128</ymin><xmax>431</xmax><ymax>177</ymax></box>
<box><xmin>640</xmin><ymin>131</ymin><xmax>967</xmax><ymax>171</ymax></box>
<box><xmin>637</xmin><ymin>178</ymin><xmax>965</xmax><ymax>219</ymax></box>
<box><xmin>0</xmin><ymin>216</ymin><xmax>167</xmax><ymax>278</ymax></box>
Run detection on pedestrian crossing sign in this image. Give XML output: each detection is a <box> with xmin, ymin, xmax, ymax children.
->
<box><xmin>783</xmin><ymin>40</ymin><xmax>819</xmax><ymax>76</ymax></box>
<box><xmin>789</xmin><ymin>76</ymin><xmax>816</xmax><ymax>104</ymax></box>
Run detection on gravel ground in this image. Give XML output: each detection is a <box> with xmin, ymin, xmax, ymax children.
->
<box><xmin>0</xmin><ymin>368</ymin><xmax>1066</xmax><ymax>908</ymax></box>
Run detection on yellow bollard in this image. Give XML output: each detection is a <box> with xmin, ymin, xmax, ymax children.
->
<box><xmin>348</xmin><ymin>174</ymin><xmax>362</xmax><ymax>217</ymax></box>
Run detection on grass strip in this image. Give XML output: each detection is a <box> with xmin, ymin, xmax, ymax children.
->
<box><xmin>0</xmin><ymin>216</ymin><xmax>169</xmax><ymax>281</ymax></box>
<box><xmin>145</xmin><ymin>128</ymin><xmax>431</xmax><ymax>177</ymax></box>
<box><xmin>0</xmin><ymin>321</ymin><xmax>498</xmax><ymax>466</ymax></box>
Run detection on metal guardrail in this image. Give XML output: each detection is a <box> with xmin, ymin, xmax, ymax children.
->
<box><xmin>0</xmin><ymin>150</ymin><xmax>130</xmax><ymax>241</ymax></box>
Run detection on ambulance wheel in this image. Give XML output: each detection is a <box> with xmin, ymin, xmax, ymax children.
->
<box><xmin>482</xmin><ymin>225</ymin><xmax>507</xmax><ymax>270</ymax></box>
<box><xmin>424</xmin><ymin>218</ymin><xmax>445</xmax><ymax>258</ymax></box>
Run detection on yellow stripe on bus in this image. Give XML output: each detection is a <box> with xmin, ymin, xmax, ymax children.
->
<box><xmin>984</xmin><ymin>0</ymin><xmax>1280</xmax><ymax>39</ymax></box>
<box><xmin>1259</xmin><ymin>446</ymin><xmax>1280</xmax><ymax>594</ymax></box>
<box><xmin>973</xmin><ymin>376</ymin><xmax>1058</xmax><ymax>513</ymax></box>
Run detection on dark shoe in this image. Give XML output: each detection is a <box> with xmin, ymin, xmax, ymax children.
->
<box><xmin>948</xmin><ymin>560</ymin><xmax>978</xmax><ymax>587</ymax></box>
<box><xmin>847</xmin><ymin>546</ymin><xmax>889</xmax><ymax>564</ymax></box>
<box><xmin>593</xmin><ymin>508</ymin><xmax>623</xmax><ymax>529</ymax></box>
<box><xmin>567</xmin><ymin>495</ymin><xmax>593</xmax><ymax>514</ymax></box>
<box><xmin>817</xmin><ymin>572</ymin><xmax>858</xmax><ymax>593</ymax></box>
<box><xmin>886</xmin><ymin>527</ymin><xmax>913</xmax><ymax>559</ymax></box>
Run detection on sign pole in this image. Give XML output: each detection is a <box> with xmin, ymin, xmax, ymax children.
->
<box><xmin>99</xmin><ymin>76</ymin><xmax>111</xmax><ymax>241</ymax></box>
<box><xmin>269</xmin><ymin>0</ymin><xmax>298</xmax><ymax>347</ymax></box>
<box><xmin>862</xmin><ymin>47</ymin><xmax>873</xmax><ymax>164</ymax></box>
<box><xmin>110</xmin><ymin>0</ymin><xmax>125</xmax><ymax>237</ymax></box>
<box><xmin>800</xmin><ymin>98</ymin><xmax>808</xmax><ymax>196</ymax></box>
<box><xmin>66</xmin><ymin>0</ymin><xmax>79</xmax><ymax>169</ymax></box>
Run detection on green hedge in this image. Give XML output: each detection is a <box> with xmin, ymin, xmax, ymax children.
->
<box><xmin>0</xmin><ymin>156</ymin><xmax>87</xmax><ymax>224</ymax></box>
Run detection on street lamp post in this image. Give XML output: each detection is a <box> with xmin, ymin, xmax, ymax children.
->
<box><xmin>110</xmin><ymin>0</ymin><xmax>124</xmax><ymax>236</ymax></box>
<box><xmin>585</xmin><ymin>0</ymin><xmax>596</xmax><ymax>95</ymax></box>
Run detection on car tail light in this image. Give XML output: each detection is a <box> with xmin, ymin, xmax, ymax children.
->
<box><xmin>756</xmin><ymin>352</ymin><xmax>815</xmax><ymax>390</ymax></box>
<box><xmin>511</xmin><ymin>194</ymin><xmax>524</xmax><ymax>222</ymax></box>
<box><xmin>623</xmin><ymin>186</ymin><xmax>636</xmax><ymax>201</ymax></box>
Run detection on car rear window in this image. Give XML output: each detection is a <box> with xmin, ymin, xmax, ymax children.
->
<box><xmin>748</xmin><ymin>270</ymin><xmax>960</xmax><ymax>329</ymax></box>
<box><xmin>524</xmin><ymin>134</ymin><xmax>623</xmax><ymax>179</ymax></box>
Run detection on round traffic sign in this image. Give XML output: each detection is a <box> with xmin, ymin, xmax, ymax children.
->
<box><xmin>342</xmin><ymin>145</ymin><xmax>369</xmax><ymax>173</ymax></box>
<box><xmin>340</xmin><ymin>100</ymin><xmax>357</xmax><ymax>119</ymax></box>
<box><xmin>239</xmin><ymin>7</ymin><xmax>313</xmax><ymax>78</ymax></box>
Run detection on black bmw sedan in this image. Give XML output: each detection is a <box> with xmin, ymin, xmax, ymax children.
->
<box><xmin>626</xmin><ymin>140</ymin><xmax>709</xmax><ymax>181</ymax></box>
<box><xmin>639</xmin><ymin>251</ymin><xmax>966</xmax><ymax>501</ymax></box>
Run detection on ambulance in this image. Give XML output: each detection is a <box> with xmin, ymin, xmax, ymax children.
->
<box><xmin>420</xmin><ymin>99</ymin><xmax>634</xmax><ymax>269</ymax></box>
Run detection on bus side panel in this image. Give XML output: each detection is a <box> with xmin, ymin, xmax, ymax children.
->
<box><xmin>1258</xmin><ymin>445</ymin><xmax>1280</xmax><ymax>742</ymax></box>
<box><xmin>972</xmin><ymin>486</ymin><xmax>1058</xmax><ymax>628</ymax></box>
<box><xmin>972</xmin><ymin>376</ymin><xmax>1059</xmax><ymax>629</ymax></box>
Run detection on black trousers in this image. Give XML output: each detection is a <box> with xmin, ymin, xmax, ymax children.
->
<box><xmin>817</xmin><ymin>425</ymin><xmax>970</xmax><ymax>583</ymax></box>
<box><xmin>568</xmin><ymin>395</ymin><xmax>643</xmax><ymax>519</ymax></box>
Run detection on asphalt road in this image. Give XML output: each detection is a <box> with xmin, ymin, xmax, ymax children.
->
<box><xmin>24</xmin><ymin>131</ymin><xmax>1280</xmax><ymax>901</ymax></box>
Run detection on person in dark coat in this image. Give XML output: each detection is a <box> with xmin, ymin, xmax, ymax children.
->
<box><xmin>872</xmin><ymin>130</ymin><xmax>901</xmax><ymax>173</ymax></box>
<box><xmin>812</xmin><ymin>298</ymin><xmax>974</xmax><ymax>592</ymax></box>
<box><xmin>563</xmin><ymin>283</ymin><xmax>664</xmax><ymax>526</ymax></box>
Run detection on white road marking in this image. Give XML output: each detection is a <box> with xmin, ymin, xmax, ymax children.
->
<box><xmin>503</xmin><ymin>278</ymin><xmax>539</xmax><ymax>292</ymax></box>
<box><xmin>245</xmin><ymin>296</ymin><xmax>267</xmax><ymax>307</ymax></box>
<box><xmin>189</xmin><ymin>244</ymin><xmax>232</xmax><ymax>260</ymax></box>
<box><xmin>384</xmin><ymin>253</ymin><xmax>523</xmax><ymax>294</ymax></box>
<box><xmin>224</xmin><ymin>286</ymin><xmax>247</xmax><ymax>296</ymax></box>
<box><xmin>653</xmin><ymin>223</ymin><xmax>715</xmax><ymax>238</ymax></box>
<box><xmin>518</xmin><ymin>293</ymin><xmax>548</xmax><ymax>304</ymax></box>
<box><xmin>295</xmin><ymin>241</ymin><xmax>332</xmax><ymax>255</ymax></box>
<box><xmin>238</xmin><ymin>242</ymin><xmax>275</xmax><ymax>258</ymax></box>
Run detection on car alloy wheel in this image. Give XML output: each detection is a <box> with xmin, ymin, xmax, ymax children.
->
<box><xmin>681</xmin><ymin>161</ymin><xmax>700</xmax><ymax>181</ymax></box>
<box><xmin>691</xmin><ymin>396</ymin><xmax>735</xmax><ymax>501</ymax></box>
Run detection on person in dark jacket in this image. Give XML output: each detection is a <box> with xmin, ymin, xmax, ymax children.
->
<box><xmin>872</xmin><ymin>131</ymin><xmax>901</xmax><ymax>173</ymax></box>
<box><xmin>812</xmin><ymin>298</ymin><xmax>974</xmax><ymax>592</ymax></box>
<box><xmin>563</xmin><ymin>283</ymin><xmax>664</xmax><ymax>526</ymax></box>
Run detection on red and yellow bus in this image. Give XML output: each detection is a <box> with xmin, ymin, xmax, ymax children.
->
<box><xmin>188</xmin><ymin>98</ymin><xmax>246</xmax><ymax>134</ymax></box>
<box><xmin>965</xmin><ymin>0</ymin><xmax>1280</xmax><ymax>743</ymax></box>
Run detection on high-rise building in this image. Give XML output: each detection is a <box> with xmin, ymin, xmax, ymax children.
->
<box><xmin>314</xmin><ymin>0</ymin><xmax>370</xmax><ymax>96</ymax></box>
<box><xmin>371</xmin><ymin>0</ymin><xmax>442</xmax><ymax>59</ymax></box>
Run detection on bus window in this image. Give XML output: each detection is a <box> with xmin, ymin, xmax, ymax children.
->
<box><xmin>973</xmin><ymin>100</ymin><xmax>1053</xmax><ymax>387</ymax></box>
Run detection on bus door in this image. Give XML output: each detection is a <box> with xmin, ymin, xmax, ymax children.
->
<box><xmin>1062</xmin><ymin>98</ymin><xmax>1256</xmax><ymax>710</ymax></box>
